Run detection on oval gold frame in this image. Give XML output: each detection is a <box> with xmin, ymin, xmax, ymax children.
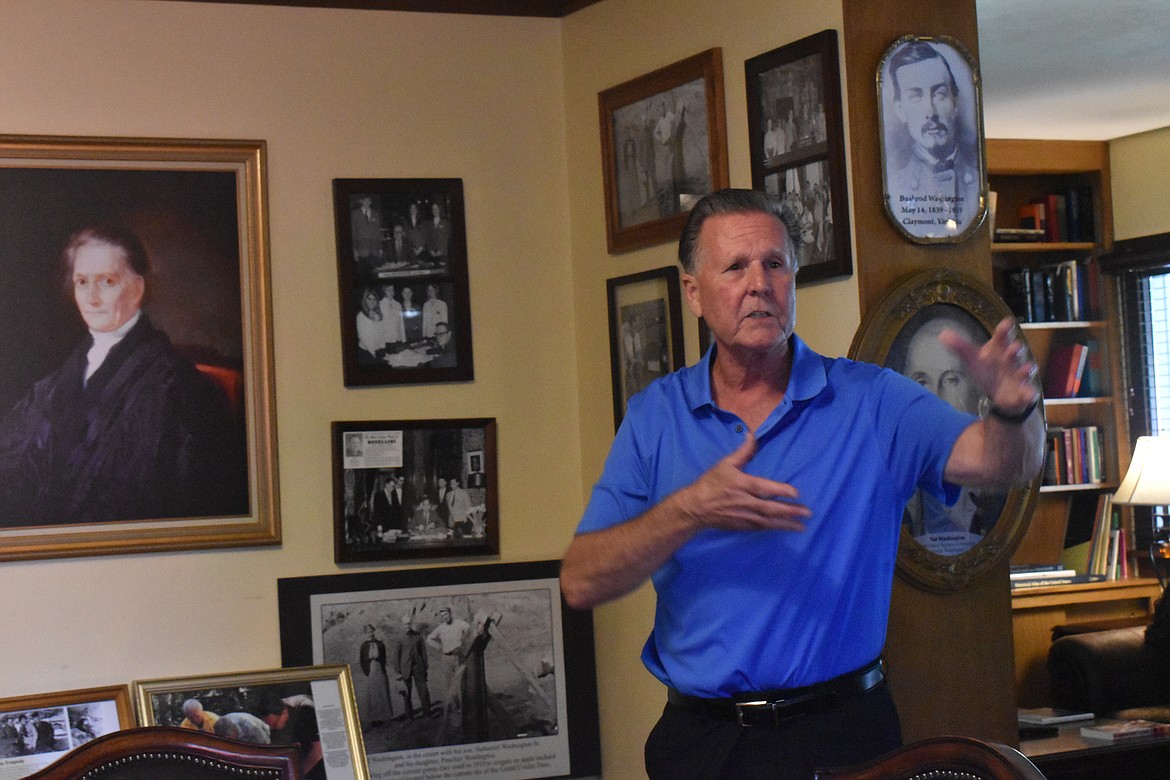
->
<box><xmin>848</xmin><ymin>270</ymin><xmax>1041</xmax><ymax>592</ymax></box>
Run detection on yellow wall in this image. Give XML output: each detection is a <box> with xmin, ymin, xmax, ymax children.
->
<box><xmin>0</xmin><ymin>2</ymin><xmax>866</xmax><ymax>779</ymax></box>
<box><xmin>1111</xmin><ymin>125</ymin><xmax>1170</xmax><ymax>240</ymax></box>
<box><xmin>0</xmin><ymin>0</ymin><xmax>581</xmax><ymax>709</ymax></box>
<box><xmin>563</xmin><ymin>1</ymin><xmax>858</xmax><ymax>774</ymax></box>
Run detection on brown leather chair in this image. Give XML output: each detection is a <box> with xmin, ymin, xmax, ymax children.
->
<box><xmin>814</xmin><ymin>735</ymin><xmax>1047</xmax><ymax>780</ymax></box>
<box><xmin>24</xmin><ymin>726</ymin><xmax>301</xmax><ymax>780</ymax></box>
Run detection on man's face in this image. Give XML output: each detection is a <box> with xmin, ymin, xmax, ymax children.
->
<box><xmin>72</xmin><ymin>241</ymin><xmax>145</xmax><ymax>333</ymax></box>
<box><xmin>438</xmin><ymin>478</ymin><xmax>447</xmax><ymax>490</ymax></box>
<box><xmin>263</xmin><ymin>710</ymin><xmax>289</xmax><ymax>730</ymax></box>
<box><xmin>682</xmin><ymin>212</ymin><xmax>796</xmax><ymax>359</ymax></box>
<box><xmin>435</xmin><ymin>325</ymin><xmax>450</xmax><ymax>346</ymax></box>
<box><xmin>905</xmin><ymin>327</ymin><xmax>979</xmax><ymax>414</ymax></box>
<box><xmin>440</xmin><ymin>609</ymin><xmax>452</xmax><ymax>624</ymax></box>
<box><xmin>893</xmin><ymin>55</ymin><xmax>957</xmax><ymax>159</ymax></box>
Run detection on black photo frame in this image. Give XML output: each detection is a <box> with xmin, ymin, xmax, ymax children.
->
<box><xmin>332</xmin><ymin>418</ymin><xmax>499</xmax><ymax>564</ymax></box>
<box><xmin>333</xmin><ymin>178</ymin><xmax>473</xmax><ymax>387</ymax></box>
<box><xmin>745</xmin><ymin>29</ymin><xmax>852</xmax><ymax>285</ymax></box>
<box><xmin>277</xmin><ymin>560</ymin><xmax>601</xmax><ymax>780</ymax></box>
<box><xmin>849</xmin><ymin>270</ymin><xmax>1041</xmax><ymax>591</ymax></box>
<box><xmin>606</xmin><ymin>266</ymin><xmax>685</xmax><ymax>430</ymax></box>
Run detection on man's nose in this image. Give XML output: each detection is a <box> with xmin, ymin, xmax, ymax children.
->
<box><xmin>747</xmin><ymin>262</ymin><xmax>772</xmax><ymax>293</ymax></box>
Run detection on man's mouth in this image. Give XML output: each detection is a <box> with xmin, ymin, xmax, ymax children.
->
<box><xmin>747</xmin><ymin>311</ymin><xmax>773</xmax><ymax>319</ymax></box>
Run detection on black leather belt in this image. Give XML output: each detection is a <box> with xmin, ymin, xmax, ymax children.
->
<box><xmin>666</xmin><ymin>657</ymin><xmax>886</xmax><ymax>727</ymax></box>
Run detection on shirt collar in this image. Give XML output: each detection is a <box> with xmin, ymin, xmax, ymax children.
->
<box><xmin>682</xmin><ymin>333</ymin><xmax>826</xmax><ymax>412</ymax></box>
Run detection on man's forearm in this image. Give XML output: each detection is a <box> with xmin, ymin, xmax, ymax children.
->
<box><xmin>560</xmin><ymin>492</ymin><xmax>698</xmax><ymax>610</ymax></box>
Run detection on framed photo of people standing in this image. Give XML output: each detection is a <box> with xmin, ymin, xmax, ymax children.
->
<box><xmin>276</xmin><ymin>560</ymin><xmax>601</xmax><ymax>780</ymax></box>
<box><xmin>0</xmin><ymin>685</ymin><xmax>134</xmax><ymax>778</ymax></box>
<box><xmin>332</xmin><ymin>418</ymin><xmax>499</xmax><ymax>564</ymax></box>
<box><xmin>606</xmin><ymin>266</ymin><xmax>685</xmax><ymax>430</ymax></box>
<box><xmin>0</xmin><ymin>135</ymin><xmax>279</xmax><ymax>562</ymax></box>
<box><xmin>333</xmin><ymin>178</ymin><xmax>473</xmax><ymax>387</ymax></box>
<box><xmin>849</xmin><ymin>270</ymin><xmax>1040</xmax><ymax>591</ymax></box>
<box><xmin>745</xmin><ymin>30</ymin><xmax>852</xmax><ymax>285</ymax></box>
<box><xmin>877</xmin><ymin>35</ymin><xmax>988</xmax><ymax>244</ymax></box>
<box><xmin>599</xmin><ymin>48</ymin><xmax>729</xmax><ymax>254</ymax></box>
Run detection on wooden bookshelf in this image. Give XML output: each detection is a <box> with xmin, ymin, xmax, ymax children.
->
<box><xmin>988</xmin><ymin>139</ymin><xmax>1130</xmax><ymax>570</ymax></box>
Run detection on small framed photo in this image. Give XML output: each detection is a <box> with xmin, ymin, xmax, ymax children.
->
<box><xmin>277</xmin><ymin>560</ymin><xmax>601</xmax><ymax>780</ymax></box>
<box><xmin>877</xmin><ymin>35</ymin><xmax>988</xmax><ymax>243</ymax></box>
<box><xmin>599</xmin><ymin>48</ymin><xmax>729</xmax><ymax>254</ymax></box>
<box><xmin>0</xmin><ymin>134</ymin><xmax>278</xmax><ymax>562</ymax></box>
<box><xmin>746</xmin><ymin>29</ymin><xmax>852</xmax><ymax>285</ymax></box>
<box><xmin>332</xmin><ymin>418</ymin><xmax>499</xmax><ymax>564</ymax></box>
<box><xmin>606</xmin><ymin>266</ymin><xmax>685</xmax><ymax>430</ymax></box>
<box><xmin>849</xmin><ymin>270</ymin><xmax>1039</xmax><ymax>591</ymax></box>
<box><xmin>333</xmin><ymin>178</ymin><xmax>473</xmax><ymax>387</ymax></box>
<box><xmin>0</xmin><ymin>685</ymin><xmax>134</xmax><ymax>777</ymax></box>
<box><xmin>133</xmin><ymin>664</ymin><xmax>369</xmax><ymax>780</ymax></box>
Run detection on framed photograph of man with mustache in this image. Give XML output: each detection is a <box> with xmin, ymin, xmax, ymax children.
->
<box><xmin>877</xmin><ymin>35</ymin><xmax>989</xmax><ymax>244</ymax></box>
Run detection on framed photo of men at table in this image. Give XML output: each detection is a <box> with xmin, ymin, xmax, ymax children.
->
<box><xmin>332</xmin><ymin>418</ymin><xmax>498</xmax><ymax>563</ymax></box>
<box><xmin>333</xmin><ymin>178</ymin><xmax>473</xmax><ymax>387</ymax></box>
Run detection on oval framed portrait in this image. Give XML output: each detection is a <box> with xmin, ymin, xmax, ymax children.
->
<box><xmin>877</xmin><ymin>34</ymin><xmax>988</xmax><ymax>244</ymax></box>
<box><xmin>849</xmin><ymin>270</ymin><xmax>1041</xmax><ymax>591</ymax></box>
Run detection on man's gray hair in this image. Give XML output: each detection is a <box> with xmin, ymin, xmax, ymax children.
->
<box><xmin>677</xmin><ymin>188</ymin><xmax>802</xmax><ymax>274</ymax></box>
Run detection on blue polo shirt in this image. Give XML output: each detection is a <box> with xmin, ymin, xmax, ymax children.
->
<box><xmin>577</xmin><ymin>335</ymin><xmax>974</xmax><ymax>697</ymax></box>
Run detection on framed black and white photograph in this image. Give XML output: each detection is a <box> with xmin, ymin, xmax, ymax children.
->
<box><xmin>0</xmin><ymin>685</ymin><xmax>134</xmax><ymax>778</ymax></box>
<box><xmin>599</xmin><ymin>48</ymin><xmax>729</xmax><ymax>254</ymax></box>
<box><xmin>332</xmin><ymin>418</ymin><xmax>499</xmax><ymax>564</ymax></box>
<box><xmin>277</xmin><ymin>560</ymin><xmax>601</xmax><ymax>780</ymax></box>
<box><xmin>746</xmin><ymin>29</ymin><xmax>852</xmax><ymax>285</ymax></box>
<box><xmin>0</xmin><ymin>135</ymin><xmax>279</xmax><ymax>562</ymax></box>
<box><xmin>849</xmin><ymin>270</ymin><xmax>1039</xmax><ymax>591</ymax></box>
<box><xmin>333</xmin><ymin>178</ymin><xmax>473</xmax><ymax>387</ymax></box>
<box><xmin>134</xmin><ymin>665</ymin><xmax>368</xmax><ymax>780</ymax></box>
<box><xmin>877</xmin><ymin>35</ymin><xmax>988</xmax><ymax>244</ymax></box>
<box><xmin>606</xmin><ymin>266</ymin><xmax>685</xmax><ymax>430</ymax></box>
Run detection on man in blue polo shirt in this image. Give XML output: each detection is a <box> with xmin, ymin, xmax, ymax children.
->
<box><xmin>560</xmin><ymin>188</ymin><xmax>1044</xmax><ymax>779</ymax></box>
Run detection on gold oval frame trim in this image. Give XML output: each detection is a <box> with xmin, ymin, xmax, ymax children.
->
<box><xmin>849</xmin><ymin>269</ymin><xmax>1042</xmax><ymax>592</ymax></box>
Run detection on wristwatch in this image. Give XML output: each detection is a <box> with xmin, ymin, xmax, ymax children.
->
<box><xmin>988</xmin><ymin>396</ymin><xmax>1039</xmax><ymax>424</ymax></box>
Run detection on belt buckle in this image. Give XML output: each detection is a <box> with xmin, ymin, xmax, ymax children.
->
<box><xmin>734</xmin><ymin>699</ymin><xmax>778</xmax><ymax>727</ymax></box>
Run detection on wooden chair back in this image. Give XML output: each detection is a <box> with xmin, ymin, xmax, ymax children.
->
<box><xmin>814</xmin><ymin>735</ymin><xmax>1047</xmax><ymax>780</ymax></box>
<box><xmin>24</xmin><ymin>726</ymin><xmax>301</xmax><ymax>780</ymax></box>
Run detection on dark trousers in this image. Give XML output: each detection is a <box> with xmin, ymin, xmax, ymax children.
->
<box><xmin>644</xmin><ymin>681</ymin><xmax>901</xmax><ymax>780</ymax></box>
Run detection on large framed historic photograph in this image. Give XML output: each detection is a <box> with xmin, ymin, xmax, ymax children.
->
<box><xmin>849</xmin><ymin>270</ymin><xmax>1040</xmax><ymax>591</ymax></box>
<box><xmin>877</xmin><ymin>35</ymin><xmax>988</xmax><ymax>244</ymax></box>
<box><xmin>745</xmin><ymin>29</ymin><xmax>852</xmax><ymax>285</ymax></box>
<box><xmin>277</xmin><ymin>560</ymin><xmax>601</xmax><ymax>780</ymax></box>
<box><xmin>599</xmin><ymin>48</ymin><xmax>729</xmax><ymax>254</ymax></box>
<box><xmin>333</xmin><ymin>178</ymin><xmax>473</xmax><ymax>387</ymax></box>
<box><xmin>332</xmin><ymin>418</ymin><xmax>499</xmax><ymax>563</ymax></box>
<box><xmin>0</xmin><ymin>685</ymin><xmax>134</xmax><ymax>778</ymax></box>
<box><xmin>0</xmin><ymin>135</ymin><xmax>279</xmax><ymax>562</ymax></box>
<box><xmin>134</xmin><ymin>664</ymin><xmax>368</xmax><ymax>780</ymax></box>
<box><xmin>606</xmin><ymin>266</ymin><xmax>685</xmax><ymax>430</ymax></box>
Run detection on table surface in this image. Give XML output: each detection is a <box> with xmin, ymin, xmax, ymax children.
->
<box><xmin>1020</xmin><ymin>717</ymin><xmax>1170</xmax><ymax>758</ymax></box>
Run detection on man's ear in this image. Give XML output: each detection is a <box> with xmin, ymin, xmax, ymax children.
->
<box><xmin>682</xmin><ymin>273</ymin><xmax>703</xmax><ymax>319</ymax></box>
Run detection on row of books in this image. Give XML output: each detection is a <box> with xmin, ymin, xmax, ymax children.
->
<box><xmin>1009</xmin><ymin>563</ymin><xmax>1104</xmax><ymax>589</ymax></box>
<box><xmin>1043</xmin><ymin>426</ymin><xmax>1105</xmax><ymax>486</ymax></box>
<box><xmin>1043</xmin><ymin>341</ymin><xmax>1104</xmax><ymax>399</ymax></box>
<box><xmin>1002</xmin><ymin>259</ymin><xmax>1099</xmax><ymax>324</ymax></box>
<box><xmin>1061</xmin><ymin>493</ymin><xmax>1129</xmax><ymax>582</ymax></box>
<box><xmin>1016</xmin><ymin>187</ymin><xmax>1096</xmax><ymax>244</ymax></box>
<box><xmin>1019</xmin><ymin>710</ymin><xmax>1170</xmax><ymax>743</ymax></box>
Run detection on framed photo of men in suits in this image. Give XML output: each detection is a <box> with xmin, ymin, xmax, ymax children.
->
<box><xmin>877</xmin><ymin>35</ymin><xmax>989</xmax><ymax>243</ymax></box>
<box><xmin>331</xmin><ymin>418</ymin><xmax>498</xmax><ymax>563</ymax></box>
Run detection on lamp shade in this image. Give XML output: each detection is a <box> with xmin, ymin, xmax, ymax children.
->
<box><xmin>1113</xmin><ymin>436</ymin><xmax>1170</xmax><ymax>506</ymax></box>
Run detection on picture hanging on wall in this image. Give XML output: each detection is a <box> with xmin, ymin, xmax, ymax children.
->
<box><xmin>277</xmin><ymin>560</ymin><xmax>602</xmax><ymax>780</ymax></box>
<box><xmin>877</xmin><ymin>34</ymin><xmax>988</xmax><ymax>243</ymax></box>
<box><xmin>599</xmin><ymin>48</ymin><xmax>729</xmax><ymax>254</ymax></box>
<box><xmin>333</xmin><ymin>178</ymin><xmax>473</xmax><ymax>387</ymax></box>
<box><xmin>849</xmin><ymin>269</ymin><xmax>1040</xmax><ymax>591</ymax></box>
<box><xmin>745</xmin><ymin>29</ymin><xmax>852</xmax><ymax>285</ymax></box>
<box><xmin>0</xmin><ymin>134</ymin><xmax>279</xmax><ymax>562</ymax></box>
<box><xmin>332</xmin><ymin>418</ymin><xmax>499</xmax><ymax>563</ymax></box>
